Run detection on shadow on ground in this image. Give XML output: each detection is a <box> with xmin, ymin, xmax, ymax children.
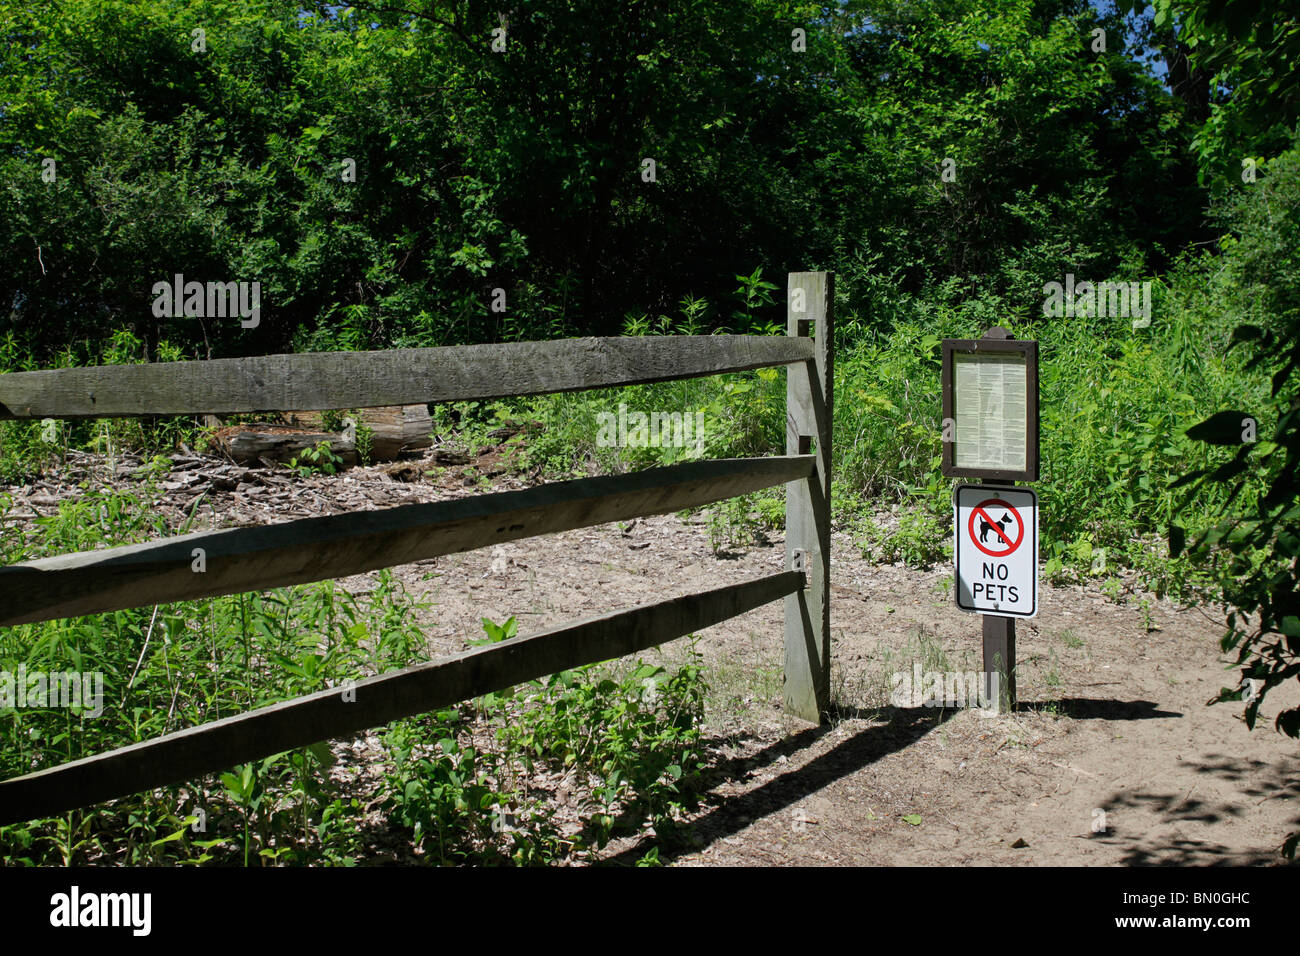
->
<box><xmin>601</xmin><ymin>704</ymin><xmax>954</xmax><ymax>865</ymax></box>
<box><xmin>1018</xmin><ymin>698</ymin><xmax>1182</xmax><ymax>720</ymax></box>
<box><xmin>1087</xmin><ymin>753</ymin><xmax>1300</xmax><ymax>866</ymax></box>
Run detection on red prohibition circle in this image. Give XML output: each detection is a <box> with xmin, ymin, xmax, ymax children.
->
<box><xmin>967</xmin><ymin>498</ymin><xmax>1025</xmax><ymax>558</ymax></box>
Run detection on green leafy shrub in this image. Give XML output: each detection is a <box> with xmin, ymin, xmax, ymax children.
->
<box><xmin>288</xmin><ymin>440</ymin><xmax>344</xmax><ymax>477</ymax></box>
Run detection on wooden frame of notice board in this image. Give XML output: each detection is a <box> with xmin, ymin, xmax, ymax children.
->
<box><xmin>940</xmin><ymin>332</ymin><xmax>1039</xmax><ymax>482</ymax></box>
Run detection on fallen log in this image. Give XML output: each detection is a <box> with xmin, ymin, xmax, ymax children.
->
<box><xmin>212</xmin><ymin>424</ymin><xmax>358</xmax><ymax>468</ymax></box>
<box><xmin>288</xmin><ymin>405</ymin><xmax>432</xmax><ymax>461</ymax></box>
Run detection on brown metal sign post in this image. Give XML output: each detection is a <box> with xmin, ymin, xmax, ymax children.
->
<box><xmin>942</xmin><ymin>326</ymin><xmax>1040</xmax><ymax>714</ymax></box>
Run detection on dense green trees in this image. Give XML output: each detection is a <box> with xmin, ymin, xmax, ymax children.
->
<box><xmin>3</xmin><ymin>0</ymin><xmax>1210</xmax><ymax>361</ymax></box>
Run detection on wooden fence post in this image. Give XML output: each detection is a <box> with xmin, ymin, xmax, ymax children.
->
<box><xmin>784</xmin><ymin>271</ymin><xmax>833</xmax><ymax>723</ymax></box>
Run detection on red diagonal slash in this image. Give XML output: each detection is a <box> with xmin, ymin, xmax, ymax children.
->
<box><xmin>973</xmin><ymin>506</ymin><xmax>1013</xmax><ymax>546</ymax></box>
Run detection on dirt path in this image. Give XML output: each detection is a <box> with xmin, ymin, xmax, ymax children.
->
<box><xmin>8</xmin><ymin>455</ymin><xmax>1298</xmax><ymax>864</ymax></box>
<box><xmin>389</xmin><ymin>505</ymin><xmax>1300</xmax><ymax>866</ymax></box>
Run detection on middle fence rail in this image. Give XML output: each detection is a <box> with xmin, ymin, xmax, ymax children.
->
<box><xmin>0</xmin><ymin>271</ymin><xmax>834</xmax><ymax>827</ymax></box>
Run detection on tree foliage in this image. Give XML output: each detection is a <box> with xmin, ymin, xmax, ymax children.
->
<box><xmin>3</xmin><ymin>0</ymin><xmax>1208</xmax><ymax>361</ymax></box>
<box><xmin>1149</xmin><ymin>0</ymin><xmax>1300</xmax><ymax>857</ymax></box>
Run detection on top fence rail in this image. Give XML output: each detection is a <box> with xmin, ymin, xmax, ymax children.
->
<box><xmin>0</xmin><ymin>334</ymin><xmax>815</xmax><ymax>420</ymax></box>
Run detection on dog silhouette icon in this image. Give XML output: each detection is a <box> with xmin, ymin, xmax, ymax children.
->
<box><xmin>979</xmin><ymin>512</ymin><xmax>1014</xmax><ymax>544</ymax></box>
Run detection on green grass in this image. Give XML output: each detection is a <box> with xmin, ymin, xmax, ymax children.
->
<box><xmin>5</xmin><ymin>250</ymin><xmax>1265</xmax><ymax>601</ymax></box>
<box><xmin>0</xmin><ymin>478</ymin><xmax>712</xmax><ymax>865</ymax></box>
<box><xmin>414</xmin><ymin>251</ymin><xmax>1266</xmax><ymax>602</ymax></box>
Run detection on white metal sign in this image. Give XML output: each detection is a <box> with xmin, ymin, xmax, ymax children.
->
<box><xmin>954</xmin><ymin>484</ymin><xmax>1038</xmax><ymax>618</ymax></box>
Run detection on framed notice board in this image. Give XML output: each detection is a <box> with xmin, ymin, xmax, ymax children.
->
<box><xmin>941</xmin><ymin>335</ymin><xmax>1039</xmax><ymax>482</ymax></box>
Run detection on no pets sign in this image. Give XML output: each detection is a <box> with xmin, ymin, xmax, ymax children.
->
<box><xmin>953</xmin><ymin>484</ymin><xmax>1038</xmax><ymax>618</ymax></box>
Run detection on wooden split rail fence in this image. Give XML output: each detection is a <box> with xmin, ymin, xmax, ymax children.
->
<box><xmin>0</xmin><ymin>271</ymin><xmax>834</xmax><ymax>826</ymax></box>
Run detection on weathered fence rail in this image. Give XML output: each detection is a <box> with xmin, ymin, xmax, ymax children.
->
<box><xmin>0</xmin><ymin>572</ymin><xmax>803</xmax><ymax>823</ymax></box>
<box><xmin>0</xmin><ymin>271</ymin><xmax>834</xmax><ymax>828</ymax></box>
<box><xmin>0</xmin><ymin>455</ymin><xmax>813</xmax><ymax>627</ymax></box>
<box><xmin>0</xmin><ymin>335</ymin><xmax>813</xmax><ymax>419</ymax></box>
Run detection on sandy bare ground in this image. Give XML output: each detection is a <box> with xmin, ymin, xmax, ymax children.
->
<box><xmin>396</xmin><ymin>507</ymin><xmax>1299</xmax><ymax>866</ymax></box>
<box><xmin>7</xmin><ymin>453</ymin><xmax>1299</xmax><ymax>865</ymax></box>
